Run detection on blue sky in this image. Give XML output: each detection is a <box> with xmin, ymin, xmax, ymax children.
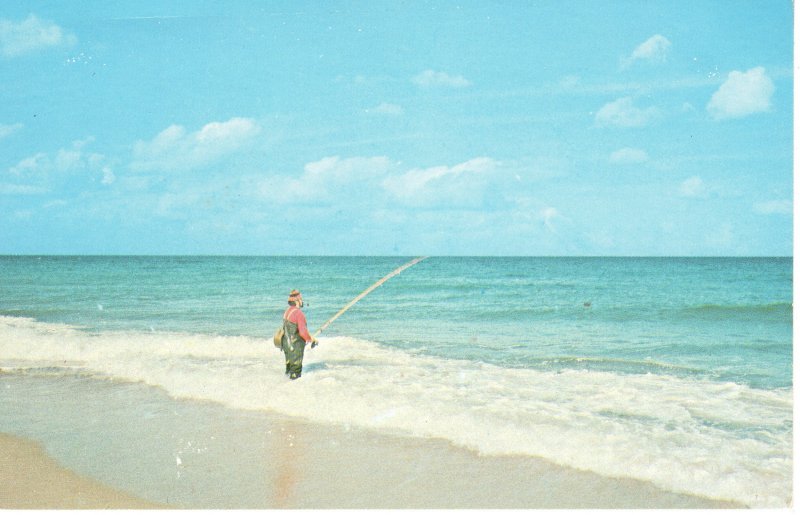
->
<box><xmin>0</xmin><ymin>1</ymin><xmax>793</xmax><ymax>255</ymax></box>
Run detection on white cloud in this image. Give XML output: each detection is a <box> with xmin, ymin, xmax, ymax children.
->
<box><xmin>9</xmin><ymin>152</ymin><xmax>48</xmax><ymax>176</ymax></box>
<box><xmin>753</xmin><ymin>199</ymin><xmax>791</xmax><ymax>215</ymax></box>
<box><xmin>55</xmin><ymin>147</ymin><xmax>83</xmax><ymax>171</ymax></box>
<box><xmin>706</xmin><ymin>67</ymin><xmax>774</xmax><ymax>120</ymax></box>
<box><xmin>621</xmin><ymin>34</ymin><xmax>671</xmax><ymax>68</ymax></box>
<box><xmin>679</xmin><ymin>176</ymin><xmax>705</xmax><ymax>197</ymax></box>
<box><xmin>0</xmin><ymin>183</ymin><xmax>47</xmax><ymax>195</ymax></box>
<box><xmin>303</xmin><ymin>155</ymin><xmax>392</xmax><ymax>184</ymax></box>
<box><xmin>252</xmin><ymin>155</ymin><xmax>510</xmax><ymax>210</ymax></box>
<box><xmin>382</xmin><ymin>157</ymin><xmax>497</xmax><ymax>207</ymax></box>
<box><xmin>253</xmin><ymin>155</ymin><xmax>394</xmax><ymax>204</ymax></box>
<box><xmin>101</xmin><ymin>166</ymin><xmax>116</xmax><ymax>185</ymax></box>
<box><xmin>6</xmin><ymin>138</ymin><xmax>112</xmax><ymax>191</ymax></box>
<box><xmin>131</xmin><ymin>117</ymin><xmax>261</xmax><ymax>171</ymax></box>
<box><xmin>540</xmin><ymin>207</ymin><xmax>561</xmax><ymax>234</ymax></box>
<box><xmin>366</xmin><ymin>102</ymin><xmax>404</xmax><ymax>116</ymax></box>
<box><xmin>412</xmin><ymin>69</ymin><xmax>471</xmax><ymax>88</ymax></box>
<box><xmin>10</xmin><ymin>138</ymin><xmax>105</xmax><ymax>177</ymax></box>
<box><xmin>0</xmin><ymin>14</ymin><xmax>76</xmax><ymax>58</ymax></box>
<box><xmin>609</xmin><ymin>147</ymin><xmax>649</xmax><ymax>164</ymax></box>
<box><xmin>0</xmin><ymin>123</ymin><xmax>23</xmax><ymax>139</ymax></box>
<box><xmin>595</xmin><ymin>97</ymin><xmax>659</xmax><ymax>127</ymax></box>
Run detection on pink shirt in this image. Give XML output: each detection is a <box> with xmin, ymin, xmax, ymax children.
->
<box><xmin>283</xmin><ymin>307</ymin><xmax>312</xmax><ymax>342</ymax></box>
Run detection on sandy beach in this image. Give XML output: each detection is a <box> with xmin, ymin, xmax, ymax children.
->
<box><xmin>0</xmin><ymin>372</ymin><xmax>744</xmax><ymax>509</ymax></box>
<box><xmin>0</xmin><ymin>433</ymin><xmax>163</xmax><ymax>509</ymax></box>
<box><xmin>248</xmin><ymin>415</ymin><xmax>744</xmax><ymax>509</ymax></box>
<box><xmin>0</xmin><ymin>425</ymin><xmax>742</xmax><ymax>510</ymax></box>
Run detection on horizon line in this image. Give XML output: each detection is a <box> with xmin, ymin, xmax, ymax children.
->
<box><xmin>0</xmin><ymin>254</ymin><xmax>792</xmax><ymax>259</ymax></box>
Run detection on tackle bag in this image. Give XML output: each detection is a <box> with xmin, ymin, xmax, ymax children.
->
<box><xmin>272</xmin><ymin>326</ymin><xmax>284</xmax><ymax>349</ymax></box>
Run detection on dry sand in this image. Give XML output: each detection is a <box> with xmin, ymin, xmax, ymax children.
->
<box><xmin>0</xmin><ymin>433</ymin><xmax>164</xmax><ymax>509</ymax></box>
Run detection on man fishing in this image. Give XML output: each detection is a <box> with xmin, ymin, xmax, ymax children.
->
<box><xmin>281</xmin><ymin>289</ymin><xmax>317</xmax><ymax>380</ymax></box>
<box><xmin>276</xmin><ymin>258</ymin><xmax>428</xmax><ymax>380</ymax></box>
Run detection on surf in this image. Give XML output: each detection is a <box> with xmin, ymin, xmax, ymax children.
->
<box><xmin>0</xmin><ymin>315</ymin><xmax>791</xmax><ymax>507</ymax></box>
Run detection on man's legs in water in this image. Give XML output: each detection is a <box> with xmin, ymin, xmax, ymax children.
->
<box><xmin>284</xmin><ymin>342</ymin><xmax>305</xmax><ymax>379</ymax></box>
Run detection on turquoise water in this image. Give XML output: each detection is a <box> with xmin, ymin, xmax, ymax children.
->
<box><xmin>0</xmin><ymin>256</ymin><xmax>793</xmax><ymax>507</ymax></box>
<box><xmin>0</xmin><ymin>256</ymin><xmax>791</xmax><ymax>387</ymax></box>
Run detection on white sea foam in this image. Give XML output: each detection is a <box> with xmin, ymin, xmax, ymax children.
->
<box><xmin>0</xmin><ymin>316</ymin><xmax>792</xmax><ymax>507</ymax></box>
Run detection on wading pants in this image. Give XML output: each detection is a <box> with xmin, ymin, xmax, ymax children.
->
<box><xmin>282</xmin><ymin>331</ymin><xmax>305</xmax><ymax>379</ymax></box>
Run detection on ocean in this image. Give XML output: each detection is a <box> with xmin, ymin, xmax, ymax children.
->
<box><xmin>0</xmin><ymin>256</ymin><xmax>792</xmax><ymax>507</ymax></box>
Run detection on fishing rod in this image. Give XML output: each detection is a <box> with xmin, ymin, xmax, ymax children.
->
<box><xmin>311</xmin><ymin>256</ymin><xmax>428</xmax><ymax>341</ymax></box>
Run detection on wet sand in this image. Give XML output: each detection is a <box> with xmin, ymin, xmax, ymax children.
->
<box><xmin>0</xmin><ymin>373</ymin><xmax>744</xmax><ymax>509</ymax></box>
<box><xmin>251</xmin><ymin>415</ymin><xmax>744</xmax><ymax>509</ymax></box>
<box><xmin>0</xmin><ymin>433</ymin><xmax>163</xmax><ymax>509</ymax></box>
<box><xmin>0</xmin><ymin>423</ymin><xmax>742</xmax><ymax>510</ymax></box>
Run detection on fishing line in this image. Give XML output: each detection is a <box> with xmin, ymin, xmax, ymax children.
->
<box><xmin>312</xmin><ymin>256</ymin><xmax>428</xmax><ymax>340</ymax></box>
